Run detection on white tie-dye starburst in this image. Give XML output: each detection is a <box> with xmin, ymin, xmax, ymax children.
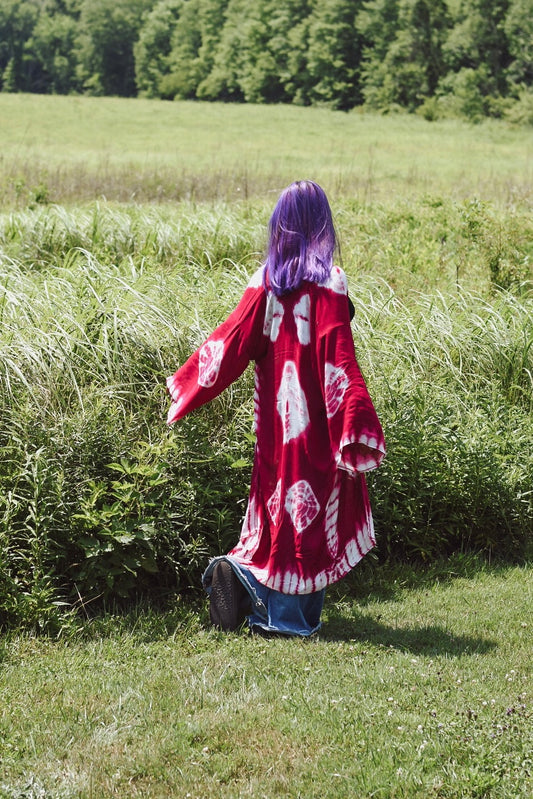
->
<box><xmin>263</xmin><ymin>294</ymin><xmax>285</xmax><ymax>341</ymax></box>
<box><xmin>267</xmin><ymin>479</ymin><xmax>282</xmax><ymax>526</ymax></box>
<box><xmin>165</xmin><ymin>384</ymin><xmax>185</xmax><ymax>424</ymax></box>
<box><xmin>247</xmin><ymin>267</ymin><xmax>264</xmax><ymax>289</ymax></box>
<box><xmin>276</xmin><ymin>361</ymin><xmax>310</xmax><ymax>443</ymax></box>
<box><xmin>253</xmin><ymin>365</ymin><xmax>261</xmax><ymax>434</ymax></box>
<box><xmin>344</xmin><ymin>537</ymin><xmax>362</xmax><ymax>567</ymax></box>
<box><xmin>237</xmin><ymin>495</ymin><xmax>261</xmax><ymax>557</ymax></box>
<box><xmin>323</xmin><ymin>265</ymin><xmax>348</xmax><ymax>295</ymax></box>
<box><xmin>166</xmin><ymin>375</ymin><xmax>184</xmax><ymax>406</ymax></box>
<box><xmin>293</xmin><ymin>294</ymin><xmax>311</xmax><ymax>345</ymax></box>
<box><xmin>285</xmin><ymin>480</ymin><xmax>320</xmax><ymax>533</ymax></box>
<box><xmin>198</xmin><ymin>339</ymin><xmax>224</xmax><ymax>387</ymax></box>
<box><xmin>324</xmin><ymin>362</ymin><xmax>349</xmax><ymax>418</ymax></box>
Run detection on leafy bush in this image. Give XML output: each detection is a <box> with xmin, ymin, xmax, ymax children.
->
<box><xmin>506</xmin><ymin>88</ymin><xmax>533</xmax><ymax>126</ymax></box>
<box><xmin>352</xmin><ymin>285</ymin><xmax>533</xmax><ymax>564</ymax></box>
<box><xmin>0</xmin><ymin>202</ymin><xmax>531</xmax><ymax>630</ymax></box>
<box><xmin>436</xmin><ymin>68</ymin><xmax>490</xmax><ymax>123</ymax></box>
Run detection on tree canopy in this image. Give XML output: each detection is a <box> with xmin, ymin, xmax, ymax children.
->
<box><xmin>1</xmin><ymin>0</ymin><xmax>531</xmax><ymax>122</ymax></box>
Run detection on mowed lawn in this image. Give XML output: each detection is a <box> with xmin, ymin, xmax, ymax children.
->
<box><xmin>0</xmin><ymin>561</ymin><xmax>531</xmax><ymax>798</ymax></box>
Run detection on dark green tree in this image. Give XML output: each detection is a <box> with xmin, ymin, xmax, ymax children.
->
<box><xmin>503</xmin><ymin>0</ymin><xmax>533</xmax><ymax>88</ymax></box>
<box><xmin>306</xmin><ymin>0</ymin><xmax>365</xmax><ymax>110</ymax></box>
<box><xmin>357</xmin><ymin>0</ymin><xmax>399</xmax><ymax>59</ymax></box>
<box><xmin>197</xmin><ymin>0</ymin><xmax>263</xmax><ymax>102</ymax></box>
<box><xmin>436</xmin><ymin>0</ymin><xmax>512</xmax><ymax>119</ymax></box>
<box><xmin>193</xmin><ymin>0</ymin><xmax>229</xmax><ymax>97</ymax></box>
<box><xmin>134</xmin><ymin>0</ymin><xmax>183</xmax><ymax>97</ymax></box>
<box><xmin>0</xmin><ymin>0</ymin><xmax>40</xmax><ymax>92</ymax></box>
<box><xmin>135</xmin><ymin>0</ymin><xmax>229</xmax><ymax>101</ymax></box>
<box><xmin>442</xmin><ymin>0</ymin><xmax>510</xmax><ymax>93</ymax></box>
<box><xmin>199</xmin><ymin>0</ymin><xmax>312</xmax><ymax>103</ymax></box>
<box><xmin>357</xmin><ymin>0</ymin><xmax>449</xmax><ymax>111</ymax></box>
<box><xmin>164</xmin><ymin>0</ymin><xmax>204</xmax><ymax>99</ymax></box>
<box><xmin>279</xmin><ymin>2</ymin><xmax>314</xmax><ymax>106</ymax></box>
<box><xmin>356</xmin><ymin>0</ymin><xmax>399</xmax><ymax>108</ymax></box>
<box><xmin>76</xmin><ymin>0</ymin><xmax>154</xmax><ymax>96</ymax></box>
<box><xmin>30</xmin><ymin>5</ymin><xmax>81</xmax><ymax>93</ymax></box>
<box><xmin>256</xmin><ymin>0</ymin><xmax>312</xmax><ymax>105</ymax></box>
<box><xmin>234</xmin><ymin>0</ymin><xmax>309</xmax><ymax>104</ymax></box>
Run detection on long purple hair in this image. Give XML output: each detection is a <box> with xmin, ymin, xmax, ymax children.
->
<box><xmin>263</xmin><ymin>180</ymin><xmax>337</xmax><ymax>296</ymax></box>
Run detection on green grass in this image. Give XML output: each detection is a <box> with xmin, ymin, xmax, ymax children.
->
<box><xmin>0</xmin><ymin>94</ymin><xmax>531</xmax><ymax>206</ymax></box>
<box><xmin>0</xmin><ymin>558</ymin><xmax>531</xmax><ymax>798</ymax></box>
<box><xmin>0</xmin><ymin>95</ymin><xmax>531</xmax><ymax>796</ymax></box>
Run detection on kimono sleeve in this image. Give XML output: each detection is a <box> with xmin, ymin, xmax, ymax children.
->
<box><xmin>318</xmin><ymin>303</ymin><xmax>386</xmax><ymax>475</ymax></box>
<box><xmin>166</xmin><ymin>277</ymin><xmax>267</xmax><ymax>425</ymax></box>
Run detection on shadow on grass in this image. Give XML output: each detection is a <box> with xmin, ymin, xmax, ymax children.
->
<box><xmin>320</xmin><ymin>608</ymin><xmax>497</xmax><ymax>656</ymax></box>
<box><xmin>332</xmin><ymin>553</ymin><xmax>524</xmax><ymax>606</ymax></box>
<box><xmin>66</xmin><ymin>556</ymin><xmax>524</xmax><ymax>649</ymax></box>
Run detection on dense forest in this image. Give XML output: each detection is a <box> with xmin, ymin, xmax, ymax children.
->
<box><xmin>1</xmin><ymin>0</ymin><xmax>531</xmax><ymax>122</ymax></box>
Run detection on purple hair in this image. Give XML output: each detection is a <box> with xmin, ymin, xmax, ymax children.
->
<box><xmin>264</xmin><ymin>180</ymin><xmax>337</xmax><ymax>296</ymax></box>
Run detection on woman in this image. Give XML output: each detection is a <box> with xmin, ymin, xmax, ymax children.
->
<box><xmin>166</xmin><ymin>180</ymin><xmax>385</xmax><ymax>636</ymax></box>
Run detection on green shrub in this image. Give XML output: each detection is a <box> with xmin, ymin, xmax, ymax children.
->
<box><xmin>358</xmin><ymin>287</ymin><xmax>533</xmax><ymax>562</ymax></box>
<box><xmin>0</xmin><ymin>202</ymin><xmax>531</xmax><ymax>630</ymax></box>
<box><xmin>436</xmin><ymin>68</ymin><xmax>490</xmax><ymax>123</ymax></box>
<box><xmin>505</xmin><ymin>88</ymin><xmax>533</xmax><ymax>126</ymax></box>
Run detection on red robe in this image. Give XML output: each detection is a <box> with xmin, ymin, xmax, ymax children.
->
<box><xmin>167</xmin><ymin>266</ymin><xmax>385</xmax><ymax>594</ymax></box>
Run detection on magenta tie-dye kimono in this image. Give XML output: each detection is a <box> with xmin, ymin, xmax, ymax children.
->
<box><xmin>167</xmin><ymin>266</ymin><xmax>386</xmax><ymax>595</ymax></box>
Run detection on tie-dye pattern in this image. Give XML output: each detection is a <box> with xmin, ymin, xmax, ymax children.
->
<box><xmin>166</xmin><ymin>266</ymin><xmax>385</xmax><ymax>594</ymax></box>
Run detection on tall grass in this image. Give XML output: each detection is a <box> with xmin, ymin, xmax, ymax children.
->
<box><xmin>0</xmin><ymin>203</ymin><xmax>265</xmax><ymax>280</ymax></box>
<box><xmin>0</xmin><ymin>201</ymin><xmax>531</xmax><ymax>629</ymax></box>
<box><xmin>354</xmin><ymin>285</ymin><xmax>533</xmax><ymax>562</ymax></box>
<box><xmin>0</xmin><ymin>98</ymin><xmax>531</xmax><ymax>628</ymax></box>
<box><xmin>1</xmin><ymin>199</ymin><xmax>531</xmax><ymax>294</ymax></box>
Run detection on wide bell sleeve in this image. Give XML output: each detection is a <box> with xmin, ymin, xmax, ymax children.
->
<box><xmin>317</xmin><ymin>291</ymin><xmax>386</xmax><ymax>475</ymax></box>
<box><xmin>166</xmin><ymin>273</ymin><xmax>267</xmax><ymax>425</ymax></box>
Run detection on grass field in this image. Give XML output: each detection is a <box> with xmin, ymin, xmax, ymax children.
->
<box><xmin>1</xmin><ymin>94</ymin><xmax>531</xmax><ymax>206</ymax></box>
<box><xmin>0</xmin><ymin>95</ymin><xmax>532</xmax><ymax>797</ymax></box>
<box><xmin>0</xmin><ymin>559</ymin><xmax>531</xmax><ymax>798</ymax></box>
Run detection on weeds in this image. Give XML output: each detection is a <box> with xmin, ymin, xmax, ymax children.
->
<box><xmin>1</xmin><ymin>96</ymin><xmax>532</xmax><ymax>209</ymax></box>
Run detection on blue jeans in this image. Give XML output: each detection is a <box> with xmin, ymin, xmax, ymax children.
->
<box><xmin>203</xmin><ymin>556</ymin><xmax>325</xmax><ymax>637</ymax></box>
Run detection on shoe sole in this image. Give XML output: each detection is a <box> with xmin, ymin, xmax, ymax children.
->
<box><xmin>209</xmin><ymin>561</ymin><xmax>252</xmax><ymax>631</ymax></box>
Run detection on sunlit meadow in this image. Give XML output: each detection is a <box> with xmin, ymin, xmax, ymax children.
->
<box><xmin>0</xmin><ymin>95</ymin><xmax>531</xmax><ymax>798</ymax></box>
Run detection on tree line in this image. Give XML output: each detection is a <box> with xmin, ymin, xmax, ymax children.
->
<box><xmin>1</xmin><ymin>0</ymin><xmax>531</xmax><ymax>122</ymax></box>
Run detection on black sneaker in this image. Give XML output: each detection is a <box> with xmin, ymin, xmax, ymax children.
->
<box><xmin>209</xmin><ymin>560</ymin><xmax>252</xmax><ymax>631</ymax></box>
